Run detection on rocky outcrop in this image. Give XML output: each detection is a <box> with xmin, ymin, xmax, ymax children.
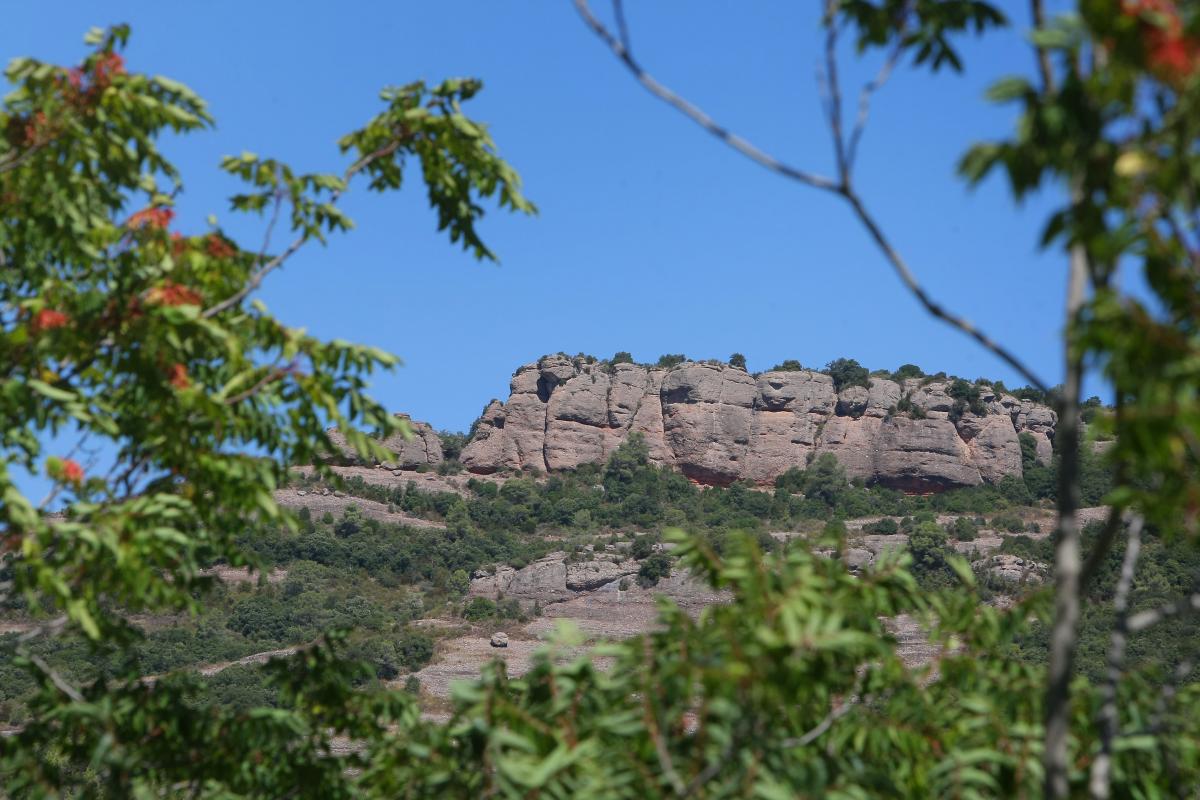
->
<box><xmin>470</xmin><ymin>551</ymin><xmax>640</xmax><ymax>603</ymax></box>
<box><xmin>460</xmin><ymin>355</ymin><xmax>1059</xmax><ymax>491</ymax></box>
<box><xmin>323</xmin><ymin>413</ymin><xmax>442</xmax><ymax>470</ymax></box>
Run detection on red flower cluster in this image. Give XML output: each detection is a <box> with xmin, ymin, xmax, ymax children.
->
<box><xmin>127</xmin><ymin>206</ymin><xmax>175</xmax><ymax>230</ymax></box>
<box><xmin>61</xmin><ymin>459</ymin><xmax>84</xmax><ymax>484</ymax></box>
<box><xmin>30</xmin><ymin>308</ymin><xmax>70</xmax><ymax>333</ymax></box>
<box><xmin>1123</xmin><ymin>0</ymin><xmax>1200</xmax><ymax>84</ymax></box>
<box><xmin>168</xmin><ymin>363</ymin><xmax>191</xmax><ymax>390</ymax></box>
<box><xmin>146</xmin><ymin>281</ymin><xmax>204</xmax><ymax>307</ymax></box>
<box><xmin>205</xmin><ymin>235</ymin><xmax>237</xmax><ymax>259</ymax></box>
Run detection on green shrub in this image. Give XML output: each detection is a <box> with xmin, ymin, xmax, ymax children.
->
<box><xmin>656</xmin><ymin>354</ymin><xmax>687</xmax><ymax>368</ymax></box>
<box><xmin>864</xmin><ymin>518</ymin><xmax>899</xmax><ymax>535</ymax></box>
<box><xmin>991</xmin><ymin>513</ymin><xmax>1026</xmax><ymax>533</ymax></box>
<box><xmin>890</xmin><ymin>363</ymin><xmax>924</xmax><ymax>382</ymax></box>
<box><xmin>825</xmin><ymin>358</ymin><xmax>870</xmax><ymax>392</ymax></box>
<box><xmin>637</xmin><ymin>553</ymin><xmax>672</xmax><ymax>586</ymax></box>
<box><xmin>947</xmin><ymin>517</ymin><xmax>978</xmax><ymax>542</ymax></box>
<box><xmin>630</xmin><ymin>535</ymin><xmax>654</xmax><ymax>560</ymax></box>
<box><xmin>394</xmin><ymin>628</ymin><xmax>434</xmax><ymax>671</ymax></box>
<box><xmin>462</xmin><ymin>597</ymin><xmax>497</xmax><ymax>622</ymax></box>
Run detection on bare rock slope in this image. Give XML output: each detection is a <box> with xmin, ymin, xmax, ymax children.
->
<box><xmin>462</xmin><ymin>355</ymin><xmax>1056</xmax><ymax>491</ymax></box>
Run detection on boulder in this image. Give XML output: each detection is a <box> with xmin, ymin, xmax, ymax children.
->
<box><xmin>377</xmin><ymin>414</ymin><xmax>443</xmax><ymax>469</ymax></box>
<box><xmin>975</xmin><ymin>554</ymin><xmax>1048</xmax><ymax>584</ymax></box>
<box><xmin>469</xmin><ymin>555</ymin><xmax>571</xmax><ymax>603</ymax></box>
<box><xmin>490</xmin><ymin>632</ymin><xmax>509</xmax><ymax>648</ymax></box>
<box><xmin>322</xmin><ymin>414</ymin><xmax>443</xmax><ymax>470</ymax></box>
<box><xmin>755</xmin><ymin>370</ymin><xmax>835</xmax><ymax>413</ymax></box>
<box><xmin>815</xmin><ymin>416</ymin><xmax>882</xmax><ymax>482</ymax></box>
<box><xmin>836</xmin><ymin>385</ymin><xmax>869</xmax><ymax>417</ymax></box>
<box><xmin>1021</xmin><ymin>401</ymin><xmax>1058</xmax><ymax>436</ymax></box>
<box><xmin>865</xmin><ymin>378</ymin><xmax>901</xmax><ymax>418</ymax></box>
<box><xmin>967</xmin><ymin>415</ymin><xmax>1022</xmax><ymax>484</ymax></box>
<box><xmin>565</xmin><ymin>557</ymin><xmax>639</xmax><ymax>591</ymax></box>
<box><xmin>460</xmin><ymin>400</ymin><xmax>516</xmax><ymax>473</ymax></box>
<box><xmin>874</xmin><ymin>417</ymin><xmax>982</xmax><ymax>491</ymax></box>
<box><xmin>661</xmin><ymin>363</ymin><xmax>756</xmax><ymax>485</ymax></box>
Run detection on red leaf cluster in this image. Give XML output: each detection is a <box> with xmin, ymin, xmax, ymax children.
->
<box><xmin>205</xmin><ymin>234</ymin><xmax>237</xmax><ymax>259</ymax></box>
<box><xmin>61</xmin><ymin>458</ymin><xmax>84</xmax><ymax>484</ymax></box>
<box><xmin>92</xmin><ymin>52</ymin><xmax>125</xmax><ymax>88</ymax></box>
<box><xmin>127</xmin><ymin>206</ymin><xmax>175</xmax><ymax>230</ymax></box>
<box><xmin>168</xmin><ymin>363</ymin><xmax>191</xmax><ymax>390</ymax></box>
<box><xmin>1123</xmin><ymin>0</ymin><xmax>1200</xmax><ymax>84</ymax></box>
<box><xmin>30</xmin><ymin>308</ymin><xmax>70</xmax><ymax>333</ymax></box>
<box><xmin>146</xmin><ymin>281</ymin><xmax>203</xmax><ymax>307</ymax></box>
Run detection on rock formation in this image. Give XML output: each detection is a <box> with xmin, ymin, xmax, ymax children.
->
<box><xmin>323</xmin><ymin>413</ymin><xmax>443</xmax><ymax>469</ymax></box>
<box><xmin>461</xmin><ymin>355</ymin><xmax>1057</xmax><ymax>491</ymax></box>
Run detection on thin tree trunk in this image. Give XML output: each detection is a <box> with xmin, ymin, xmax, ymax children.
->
<box><xmin>1088</xmin><ymin>515</ymin><xmax>1143</xmax><ymax>799</ymax></box>
<box><xmin>1044</xmin><ymin>230</ymin><xmax>1089</xmax><ymax>799</ymax></box>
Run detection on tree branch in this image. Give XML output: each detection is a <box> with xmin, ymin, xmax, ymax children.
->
<box><xmin>202</xmin><ymin>140</ymin><xmax>403</xmax><ymax>320</ymax></box>
<box><xmin>1088</xmin><ymin>514</ymin><xmax>1143</xmax><ymax>800</ymax></box>
<box><xmin>820</xmin><ymin>0</ymin><xmax>849</xmax><ymax>185</ymax></box>
<box><xmin>781</xmin><ymin>694</ymin><xmax>859</xmax><ymax>749</ymax></box>
<box><xmin>1128</xmin><ymin>592</ymin><xmax>1200</xmax><ymax>633</ymax></box>
<box><xmin>27</xmin><ymin>653</ymin><xmax>84</xmax><ymax>703</ymax></box>
<box><xmin>1044</xmin><ymin>219</ymin><xmax>1091</xmax><ymax>800</ymax></box>
<box><xmin>1080</xmin><ymin>506</ymin><xmax>1127</xmax><ymax>592</ymax></box>
<box><xmin>573</xmin><ymin>0</ymin><xmax>839</xmax><ymax>191</ymax></box>
<box><xmin>1030</xmin><ymin>0</ymin><xmax>1056</xmax><ymax>94</ymax></box>
<box><xmin>572</xmin><ymin>0</ymin><xmax>1049</xmax><ymax>391</ymax></box>
<box><xmin>223</xmin><ymin>362</ymin><xmax>297</xmax><ymax>406</ymax></box>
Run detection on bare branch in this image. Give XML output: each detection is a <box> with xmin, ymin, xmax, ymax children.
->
<box><xmin>1128</xmin><ymin>592</ymin><xmax>1200</xmax><ymax>633</ymax></box>
<box><xmin>840</xmin><ymin>192</ymin><xmax>1049</xmax><ymax>389</ymax></box>
<box><xmin>1030</xmin><ymin>0</ymin><xmax>1056</xmax><ymax>94</ymax></box>
<box><xmin>1088</xmin><ymin>514</ymin><xmax>1143</xmax><ymax>800</ymax></box>
<box><xmin>572</xmin><ymin>0</ymin><xmax>1049</xmax><ymax>391</ymax></box>
<box><xmin>1044</xmin><ymin>207</ymin><xmax>1090</xmax><ymax>800</ymax></box>
<box><xmin>15</xmin><ymin>615</ymin><xmax>68</xmax><ymax>645</ymax></box>
<box><xmin>845</xmin><ymin>38</ymin><xmax>905</xmax><ymax>173</ymax></box>
<box><xmin>1080</xmin><ymin>506</ymin><xmax>1126</xmax><ymax>591</ymax></box>
<box><xmin>573</xmin><ymin>0</ymin><xmax>839</xmax><ymax>191</ymax></box>
<box><xmin>782</xmin><ymin>694</ymin><xmax>859</xmax><ymax>748</ymax></box>
<box><xmin>820</xmin><ymin>0</ymin><xmax>849</xmax><ymax>184</ymax></box>
<box><xmin>0</xmin><ymin>142</ymin><xmax>48</xmax><ymax>176</ymax></box>
<box><xmin>1148</xmin><ymin>658</ymin><xmax>1194</xmax><ymax>735</ymax></box>
<box><xmin>28</xmin><ymin>653</ymin><xmax>84</xmax><ymax>703</ymax></box>
<box><xmin>612</xmin><ymin>0</ymin><xmax>633</xmax><ymax>54</ymax></box>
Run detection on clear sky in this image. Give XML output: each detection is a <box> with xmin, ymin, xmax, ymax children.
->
<box><xmin>4</xmin><ymin>1</ymin><xmax>1092</xmax><ymax>434</ymax></box>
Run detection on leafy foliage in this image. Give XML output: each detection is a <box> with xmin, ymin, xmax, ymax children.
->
<box><xmin>824</xmin><ymin>357</ymin><xmax>870</xmax><ymax>392</ymax></box>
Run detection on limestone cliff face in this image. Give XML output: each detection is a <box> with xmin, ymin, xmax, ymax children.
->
<box><xmin>460</xmin><ymin>355</ymin><xmax>1056</xmax><ymax>491</ymax></box>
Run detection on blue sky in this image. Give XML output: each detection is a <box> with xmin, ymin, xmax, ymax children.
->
<box><xmin>4</xmin><ymin>1</ymin><xmax>1088</xmax><ymax>433</ymax></box>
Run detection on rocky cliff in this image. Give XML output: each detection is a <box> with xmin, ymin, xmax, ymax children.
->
<box><xmin>460</xmin><ymin>355</ymin><xmax>1057</xmax><ymax>491</ymax></box>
